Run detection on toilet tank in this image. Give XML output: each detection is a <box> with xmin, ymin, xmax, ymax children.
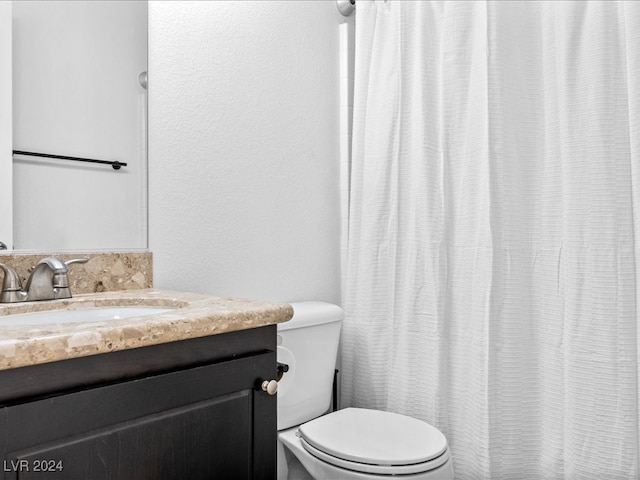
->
<box><xmin>277</xmin><ymin>301</ymin><xmax>343</xmax><ymax>430</ymax></box>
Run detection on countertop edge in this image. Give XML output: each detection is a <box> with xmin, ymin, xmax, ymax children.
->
<box><xmin>0</xmin><ymin>289</ymin><xmax>293</xmax><ymax>371</ymax></box>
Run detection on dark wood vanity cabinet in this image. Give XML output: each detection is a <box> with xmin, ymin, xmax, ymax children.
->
<box><xmin>0</xmin><ymin>325</ymin><xmax>277</xmax><ymax>480</ymax></box>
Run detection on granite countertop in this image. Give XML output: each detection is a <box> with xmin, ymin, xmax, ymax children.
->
<box><xmin>0</xmin><ymin>289</ymin><xmax>293</xmax><ymax>371</ymax></box>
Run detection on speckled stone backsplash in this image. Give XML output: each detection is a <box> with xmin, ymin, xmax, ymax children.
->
<box><xmin>0</xmin><ymin>251</ymin><xmax>152</xmax><ymax>293</ymax></box>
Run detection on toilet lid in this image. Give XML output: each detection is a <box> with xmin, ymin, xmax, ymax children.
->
<box><xmin>298</xmin><ymin>408</ymin><xmax>448</xmax><ymax>473</ymax></box>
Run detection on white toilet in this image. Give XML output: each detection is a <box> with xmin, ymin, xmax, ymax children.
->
<box><xmin>276</xmin><ymin>302</ymin><xmax>455</xmax><ymax>480</ymax></box>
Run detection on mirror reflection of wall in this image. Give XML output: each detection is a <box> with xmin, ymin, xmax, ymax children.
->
<box><xmin>12</xmin><ymin>0</ymin><xmax>147</xmax><ymax>251</ymax></box>
<box><xmin>0</xmin><ymin>3</ymin><xmax>11</xmax><ymax>250</ymax></box>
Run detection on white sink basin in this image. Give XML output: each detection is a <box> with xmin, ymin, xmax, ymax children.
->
<box><xmin>0</xmin><ymin>306</ymin><xmax>174</xmax><ymax>326</ymax></box>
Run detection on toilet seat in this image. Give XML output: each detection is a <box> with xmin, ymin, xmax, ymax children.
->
<box><xmin>298</xmin><ymin>408</ymin><xmax>450</xmax><ymax>475</ymax></box>
<box><xmin>300</xmin><ymin>436</ymin><xmax>451</xmax><ymax>475</ymax></box>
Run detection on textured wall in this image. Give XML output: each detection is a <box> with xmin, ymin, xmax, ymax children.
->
<box><xmin>149</xmin><ymin>1</ymin><xmax>341</xmax><ymax>304</ymax></box>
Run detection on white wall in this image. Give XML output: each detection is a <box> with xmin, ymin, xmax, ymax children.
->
<box><xmin>149</xmin><ymin>1</ymin><xmax>342</xmax><ymax>304</ymax></box>
<box><xmin>12</xmin><ymin>1</ymin><xmax>147</xmax><ymax>251</ymax></box>
<box><xmin>0</xmin><ymin>3</ymin><xmax>12</xmax><ymax>249</ymax></box>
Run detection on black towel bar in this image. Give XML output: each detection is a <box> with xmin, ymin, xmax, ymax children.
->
<box><xmin>12</xmin><ymin>150</ymin><xmax>127</xmax><ymax>170</ymax></box>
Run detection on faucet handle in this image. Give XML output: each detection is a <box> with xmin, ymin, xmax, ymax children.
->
<box><xmin>0</xmin><ymin>263</ymin><xmax>26</xmax><ymax>303</ymax></box>
<box><xmin>64</xmin><ymin>258</ymin><xmax>89</xmax><ymax>267</ymax></box>
<box><xmin>51</xmin><ymin>258</ymin><xmax>89</xmax><ymax>290</ymax></box>
<box><xmin>0</xmin><ymin>263</ymin><xmax>23</xmax><ymax>291</ymax></box>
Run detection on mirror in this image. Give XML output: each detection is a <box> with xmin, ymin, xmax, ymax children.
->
<box><xmin>8</xmin><ymin>0</ymin><xmax>147</xmax><ymax>251</ymax></box>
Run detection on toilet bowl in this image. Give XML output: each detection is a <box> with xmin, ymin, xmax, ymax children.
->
<box><xmin>277</xmin><ymin>302</ymin><xmax>454</xmax><ymax>480</ymax></box>
<box><xmin>279</xmin><ymin>408</ymin><xmax>454</xmax><ymax>480</ymax></box>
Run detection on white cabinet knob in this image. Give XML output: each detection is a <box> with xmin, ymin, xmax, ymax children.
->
<box><xmin>261</xmin><ymin>379</ymin><xmax>278</xmax><ymax>396</ymax></box>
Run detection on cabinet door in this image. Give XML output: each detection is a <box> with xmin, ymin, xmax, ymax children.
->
<box><xmin>0</xmin><ymin>352</ymin><xmax>276</xmax><ymax>480</ymax></box>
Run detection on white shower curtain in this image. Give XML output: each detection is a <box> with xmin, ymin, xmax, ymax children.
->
<box><xmin>341</xmin><ymin>1</ymin><xmax>640</xmax><ymax>478</ymax></box>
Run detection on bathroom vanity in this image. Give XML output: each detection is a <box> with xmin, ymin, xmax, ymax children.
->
<box><xmin>0</xmin><ymin>289</ymin><xmax>292</xmax><ymax>479</ymax></box>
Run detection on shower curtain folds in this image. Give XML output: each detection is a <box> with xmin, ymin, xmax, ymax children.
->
<box><xmin>341</xmin><ymin>1</ymin><xmax>640</xmax><ymax>478</ymax></box>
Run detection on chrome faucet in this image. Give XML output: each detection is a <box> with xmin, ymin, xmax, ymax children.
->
<box><xmin>0</xmin><ymin>257</ymin><xmax>88</xmax><ymax>303</ymax></box>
